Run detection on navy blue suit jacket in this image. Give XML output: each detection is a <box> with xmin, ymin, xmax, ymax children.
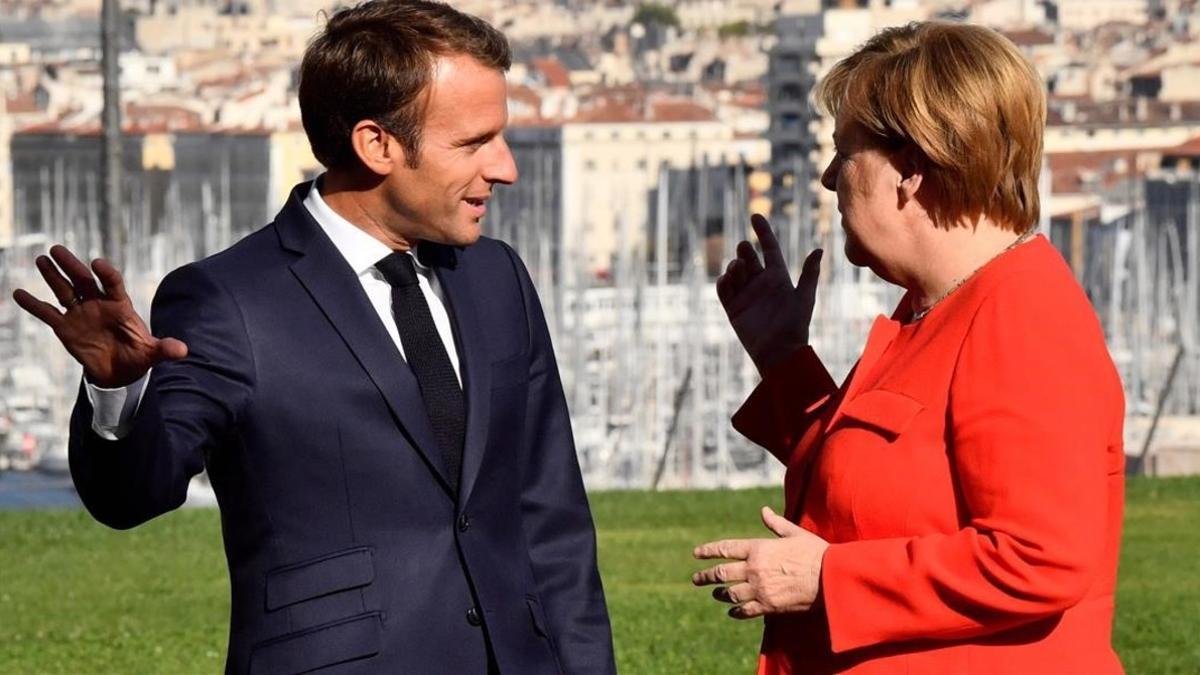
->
<box><xmin>68</xmin><ymin>182</ymin><xmax>615</xmax><ymax>674</ymax></box>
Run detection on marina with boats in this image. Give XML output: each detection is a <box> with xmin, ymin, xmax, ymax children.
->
<box><xmin>2</xmin><ymin>156</ymin><xmax>1200</xmax><ymax>501</ymax></box>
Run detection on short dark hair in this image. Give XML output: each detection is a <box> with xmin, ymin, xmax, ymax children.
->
<box><xmin>299</xmin><ymin>0</ymin><xmax>511</xmax><ymax>170</ymax></box>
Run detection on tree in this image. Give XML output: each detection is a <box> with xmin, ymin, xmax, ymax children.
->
<box><xmin>632</xmin><ymin>2</ymin><xmax>681</xmax><ymax>30</ymax></box>
<box><xmin>717</xmin><ymin>20</ymin><xmax>751</xmax><ymax>39</ymax></box>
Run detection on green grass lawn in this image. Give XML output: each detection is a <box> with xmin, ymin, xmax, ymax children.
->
<box><xmin>0</xmin><ymin>477</ymin><xmax>1196</xmax><ymax>674</ymax></box>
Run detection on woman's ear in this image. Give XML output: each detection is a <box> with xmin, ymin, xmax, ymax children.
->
<box><xmin>349</xmin><ymin>120</ymin><xmax>405</xmax><ymax>176</ymax></box>
<box><xmin>895</xmin><ymin>146</ymin><xmax>926</xmax><ymax>208</ymax></box>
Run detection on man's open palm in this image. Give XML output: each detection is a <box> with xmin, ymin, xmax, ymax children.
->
<box><xmin>12</xmin><ymin>245</ymin><xmax>187</xmax><ymax>388</ymax></box>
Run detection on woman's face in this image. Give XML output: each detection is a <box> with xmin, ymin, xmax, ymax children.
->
<box><xmin>819</xmin><ymin>117</ymin><xmax>906</xmax><ymax>270</ymax></box>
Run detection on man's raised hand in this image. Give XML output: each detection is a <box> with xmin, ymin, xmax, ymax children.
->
<box><xmin>716</xmin><ymin>214</ymin><xmax>822</xmax><ymax>375</ymax></box>
<box><xmin>12</xmin><ymin>245</ymin><xmax>187</xmax><ymax>388</ymax></box>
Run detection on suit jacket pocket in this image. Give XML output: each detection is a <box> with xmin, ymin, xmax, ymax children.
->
<box><xmin>265</xmin><ymin>547</ymin><xmax>374</xmax><ymax>611</ymax></box>
<box><xmin>250</xmin><ymin>611</ymin><xmax>382</xmax><ymax>674</ymax></box>
<box><xmin>836</xmin><ymin>388</ymin><xmax>924</xmax><ymax>439</ymax></box>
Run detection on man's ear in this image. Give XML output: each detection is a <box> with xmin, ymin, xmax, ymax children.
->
<box><xmin>349</xmin><ymin>120</ymin><xmax>406</xmax><ymax>176</ymax></box>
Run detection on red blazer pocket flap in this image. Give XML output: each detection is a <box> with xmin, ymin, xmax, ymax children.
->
<box><xmin>838</xmin><ymin>389</ymin><xmax>924</xmax><ymax>437</ymax></box>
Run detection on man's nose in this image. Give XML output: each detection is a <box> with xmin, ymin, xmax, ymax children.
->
<box><xmin>485</xmin><ymin>136</ymin><xmax>518</xmax><ymax>185</ymax></box>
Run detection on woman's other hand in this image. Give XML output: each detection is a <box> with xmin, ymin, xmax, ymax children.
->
<box><xmin>692</xmin><ymin>506</ymin><xmax>830</xmax><ymax>619</ymax></box>
<box><xmin>718</xmin><ymin>214</ymin><xmax>822</xmax><ymax>376</ymax></box>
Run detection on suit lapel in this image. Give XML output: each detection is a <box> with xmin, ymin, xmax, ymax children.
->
<box><xmin>276</xmin><ymin>184</ymin><xmax>455</xmax><ymax>495</ymax></box>
<box><xmin>433</xmin><ymin>255</ymin><xmax>492</xmax><ymax>506</ymax></box>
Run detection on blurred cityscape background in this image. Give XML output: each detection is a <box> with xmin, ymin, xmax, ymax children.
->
<box><xmin>1</xmin><ymin>0</ymin><xmax>1199</xmax><ymax>495</ymax></box>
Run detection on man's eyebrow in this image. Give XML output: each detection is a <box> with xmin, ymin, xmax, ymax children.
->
<box><xmin>454</xmin><ymin>130</ymin><xmax>498</xmax><ymax>147</ymax></box>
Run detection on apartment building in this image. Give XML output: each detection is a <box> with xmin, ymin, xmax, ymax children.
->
<box><xmin>499</xmin><ymin>99</ymin><xmax>768</xmax><ymax>284</ymax></box>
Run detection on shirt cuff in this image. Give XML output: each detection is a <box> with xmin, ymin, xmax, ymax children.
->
<box><xmin>85</xmin><ymin>371</ymin><xmax>150</xmax><ymax>441</ymax></box>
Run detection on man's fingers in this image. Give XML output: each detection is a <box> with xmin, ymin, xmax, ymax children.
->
<box><xmin>750</xmin><ymin>213</ymin><xmax>786</xmax><ymax>270</ymax></box>
<box><xmin>91</xmin><ymin>258</ymin><xmax>129</xmax><ymax>302</ymax></box>
<box><xmin>155</xmin><ymin>337</ymin><xmax>189</xmax><ymax>362</ymax></box>
<box><xmin>761</xmin><ymin>505</ymin><xmax>802</xmax><ymax>538</ymax></box>
<box><xmin>12</xmin><ymin>289</ymin><xmax>65</xmax><ymax>329</ymax></box>
<box><xmin>692</xmin><ymin>561</ymin><xmax>748</xmax><ymax>586</ymax></box>
<box><xmin>729</xmin><ymin>600</ymin><xmax>767</xmax><ymax>620</ymax></box>
<box><xmin>35</xmin><ymin>255</ymin><xmax>78</xmax><ymax>307</ymax></box>
<box><xmin>49</xmin><ymin>245</ymin><xmax>102</xmax><ymax>299</ymax></box>
<box><xmin>693</xmin><ymin>538</ymin><xmax>752</xmax><ymax>561</ymax></box>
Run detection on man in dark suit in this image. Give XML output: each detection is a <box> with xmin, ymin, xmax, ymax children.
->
<box><xmin>12</xmin><ymin>2</ymin><xmax>615</xmax><ymax>673</ymax></box>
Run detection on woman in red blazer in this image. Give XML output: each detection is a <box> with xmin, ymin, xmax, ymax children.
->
<box><xmin>692</xmin><ymin>22</ymin><xmax>1125</xmax><ymax>674</ymax></box>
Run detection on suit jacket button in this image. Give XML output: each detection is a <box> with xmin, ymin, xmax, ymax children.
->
<box><xmin>466</xmin><ymin>607</ymin><xmax>483</xmax><ymax>626</ymax></box>
<box><xmin>458</xmin><ymin>514</ymin><xmax>471</xmax><ymax>532</ymax></box>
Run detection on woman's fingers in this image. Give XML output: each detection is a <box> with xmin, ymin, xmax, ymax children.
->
<box><xmin>761</xmin><ymin>505</ymin><xmax>803</xmax><ymax>537</ymax></box>
<box><xmin>692</xmin><ymin>560</ymin><xmax>748</xmax><ymax>586</ymax></box>
<box><xmin>729</xmin><ymin>600</ymin><xmax>767</xmax><ymax>620</ymax></box>
<box><xmin>693</xmin><ymin>537</ymin><xmax>753</xmax><ymax>561</ymax></box>
<box><xmin>713</xmin><ymin>582</ymin><xmax>754</xmax><ymax>604</ymax></box>
<box><xmin>794</xmin><ymin>248</ymin><xmax>823</xmax><ymax>310</ymax></box>
<box><xmin>736</xmin><ymin>240</ymin><xmax>763</xmax><ymax>276</ymax></box>
<box><xmin>716</xmin><ymin>271</ymin><xmax>733</xmax><ymax>305</ymax></box>
<box><xmin>750</xmin><ymin>213</ymin><xmax>787</xmax><ymax>271</ymax></box>
<box><xmin>722</xmin><ymin>259</ymin><xmax>747</xmax><ymax>295</ymax></box>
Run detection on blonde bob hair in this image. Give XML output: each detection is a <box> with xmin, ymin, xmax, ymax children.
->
<box><xmin>814</xmin><ymin>21</ymin><xmax>1046</xmax><ymax>232</ymax></box>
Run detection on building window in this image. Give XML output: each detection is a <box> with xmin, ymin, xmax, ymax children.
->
<box><xmin>777</xmin><ymin>142</ymin><xmax>802</xmax><ymax>163</ymax></box>
<box><xmin>778</xmin><ymin>84</ymin><xmax>804</xmax><ymax>102</ymax></box>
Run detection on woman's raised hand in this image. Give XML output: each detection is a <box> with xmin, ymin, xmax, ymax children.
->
<box><xmin>717</xmin><ymin>214</ymin><xmax>822</xmax><ymax>376</ymax></box>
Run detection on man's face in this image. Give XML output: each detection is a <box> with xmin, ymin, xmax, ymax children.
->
<box><xmin>384</xmin><ymin>53</ymin><xmax>518</xmax><ymax>247</ymax></box>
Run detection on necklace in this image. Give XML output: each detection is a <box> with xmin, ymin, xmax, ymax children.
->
<box><xmin>910</xmin><ymin>230</ymin><xmax>1034</xmax><ymax>321</ymax></box>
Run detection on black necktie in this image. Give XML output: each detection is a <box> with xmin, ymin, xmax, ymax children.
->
<box><xmin>375</xmin><ymin>252</ymin><xmax>465</xmax><ymax>493</ymax></box>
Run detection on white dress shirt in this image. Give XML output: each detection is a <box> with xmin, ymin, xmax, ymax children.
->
<box><xmin>88</xmin><ymin>178</ymin><xmax>462</xmax><ymax>440</ymax></box>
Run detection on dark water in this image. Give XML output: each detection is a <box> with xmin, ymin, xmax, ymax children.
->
<box><xmin>0</xmin><ymin>470</ymin><xmax>81</xmax><ymax>509</ymax></box>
